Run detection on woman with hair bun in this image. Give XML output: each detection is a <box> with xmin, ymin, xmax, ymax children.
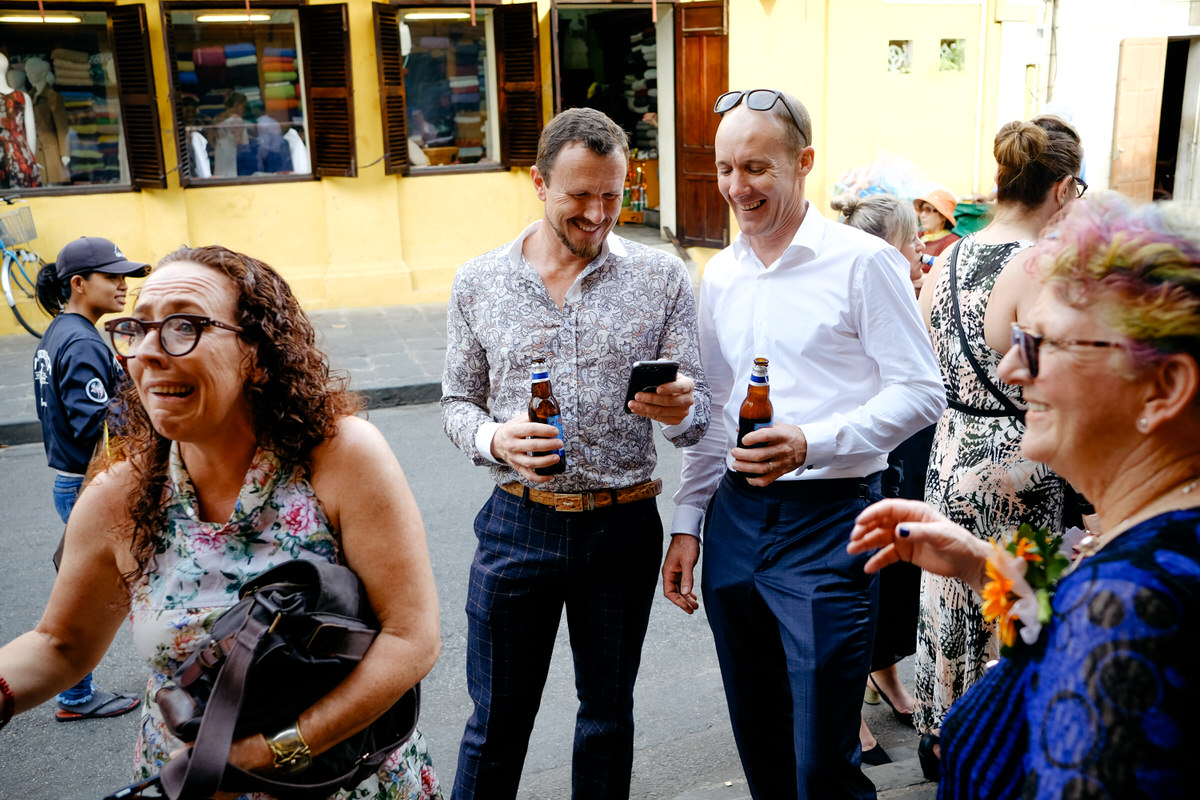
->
<box><xmin>912</xmin><ymin>116</ymin><xmax>1085</xmax><ymax>765</ymax></box>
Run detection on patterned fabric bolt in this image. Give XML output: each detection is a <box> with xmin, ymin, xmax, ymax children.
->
<box><xmin>917</xmin><ymin>236</ymin><xmax>1068</xmax><ymax>734</ymax></box>
<box><xmin>441</xmin><ymin>224</ymin><xmax>709</xmax><ymax>490</ymax></box>
<box><xmin>128</xmin><ymin>442</ymin><xmax>442</xmax><ymax>800</ymax></box>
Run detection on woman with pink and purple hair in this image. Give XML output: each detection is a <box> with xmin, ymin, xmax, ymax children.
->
<box><xmin>849</xmin><ymin>194</ymin><xmax>1200</xmax><ymax>797</ymax></box>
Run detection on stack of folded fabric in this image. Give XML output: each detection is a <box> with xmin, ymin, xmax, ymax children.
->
<box><xmin>59</xmin><ymin>89</ymin><xmax>102</xmax><ymax>181</ymax></box>
<box><xmin>625</xmin><ymin>27</ymin><xmax>658</xmax><ymax>152</ymax></box>
<box><xmin>449</xmin><ymin>75</ymin><xmax>480</xmax><ymax>107</ymax></box>
<box><xmin>51</xmin><ymin>48</ymin><xmax>95</xmax><ymax>88</ymax></box>
<box><xmin>93</xmin><ymin>100</ymin><xmax>121</xmax><ymax>183</ymax></box>
<box><xmin>224</xmin><ymin>43</ymin><xmax>258</xmax><ymax>86</ymax></box>
<box><xmin>177</xmin><ymin>53</ymin><xmax>199</xmax><ymax>89</ymax></box>
<box><xmin>237</xmin><ymin>85</ymin><xmax>263</xmax><ymax>114</ymax></box>
<box><xmin>262</xmin><ymin>47</ymin><xmax>300</xmax><ymax>120</ymax></box>
<box><xmin>193</xmin><ymin>45</ymin><xmax>226</xmax><ymax>86</ymax></box>
<box><xmin>198</xmin><ymin>91</ymin><xmax>227</xmax><ymax>122</ymax></box>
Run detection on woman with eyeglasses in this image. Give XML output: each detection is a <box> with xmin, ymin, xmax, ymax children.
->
<box><xmin>28</xmin><ymin>236</ymin><xmax>148</xmax><ymax>722</ymax></box>
<box><xmin>848</xmin><ymin>195</ymin><xmax>1200</xmax><ymax>797</ymax></box>
<box><xmin>912</xmin><ymin>116</ymin><xmax>1085</xmax><ymax>759</ymax></box>
<box><xmin>2</xmin><ymin>246</ymin><xmax>444</xmax><ymax>799</ymax></box>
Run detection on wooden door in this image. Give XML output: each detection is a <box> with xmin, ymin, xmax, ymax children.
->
<box><xmin>1110</xmin><ymin>37</ymin><xmax>1167</xmax><ymax>200</ymax></box>
<box><xmin>674</xmin><ymin>1</ymin><xmax>727</xmax><ymax>248</ymax></box>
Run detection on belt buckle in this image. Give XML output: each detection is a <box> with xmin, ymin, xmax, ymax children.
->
<box><xmin>554</xmin><ymin>492</ymin><xmax>593</xmax><ymax>512</ymax></box>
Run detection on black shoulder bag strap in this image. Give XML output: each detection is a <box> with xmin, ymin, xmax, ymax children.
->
<box><xmin>947</xmin><ymin>239</ymin><xmax>1026</xmax><ymax>422</ymax></box>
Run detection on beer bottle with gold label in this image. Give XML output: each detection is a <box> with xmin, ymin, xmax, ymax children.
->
<box><xmin>737</xmin><ymin>357</ymin><xmax>772</xmax><ymax>448</ymax></box>
<box><xmin>528</xmin><ymin>357</ymin><xmax>566</xmax><ymax>475</ymax></box>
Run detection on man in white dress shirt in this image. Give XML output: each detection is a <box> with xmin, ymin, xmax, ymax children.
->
<box><xmin>662</xmin><ymin>89</ymin><xmax>945</xmax><ymax>799</ymax></box>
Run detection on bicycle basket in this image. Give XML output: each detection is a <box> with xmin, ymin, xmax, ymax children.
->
<box><xmin>0</xmin><ymin>206</ymin><xmax>36</xmax><ymax>247</ymax></box>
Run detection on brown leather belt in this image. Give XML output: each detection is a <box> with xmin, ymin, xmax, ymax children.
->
<box><xmin>499</xmin><ymin>478</ymin><xmax>663</xmax><ymax>512</ymax></box>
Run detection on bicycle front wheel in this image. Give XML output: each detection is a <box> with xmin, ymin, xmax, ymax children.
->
<box><xmin>4</xmin><ymin>250</ymin><xmax>51</xmax><ymax>338</ymax></box>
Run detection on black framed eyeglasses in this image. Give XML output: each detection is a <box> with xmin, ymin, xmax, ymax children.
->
<box><xmin>1010</xmin><ymin>323</ymin><xmax>1121</xmax><ymax>378</ymax></box>
<box><xmin>713</xmin><ymin>89</ymin><xmax>809</xmax><ymax>147</ymax></box>
<box><xmin>1071</xmin><ymin>176</ymin><xmax>1087</xmax><ymax>198</ymax></box>
<box><xmin>105</xmin><ymin>313</ymin><xmax>244</xmax><ymax>358</ymax></box>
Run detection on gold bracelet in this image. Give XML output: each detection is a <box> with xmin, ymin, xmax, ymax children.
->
<box><xmin>266</xmin><ymin>720</ymin><xmax>312</xmax><ymax>775</ymax></box>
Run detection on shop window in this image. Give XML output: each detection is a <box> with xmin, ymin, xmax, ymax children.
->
<box><xmin>887</xmin><ymin>40</ymin><xmax>912</xmax><ymax>74</ymax></box>
<box><xmin>0</xmin><ymin>3</ymin><xmax>165</xmax><ymax>192</ymax></box>
<box><xmin>163</xmin><ymin>2</ymin><xmax>355</xmax><ymax>186</ymax></box>
<box><xmin>374</xmin><ymin>1</ymin><xmax>541</xmax><ymax>175</ymax></box>
<box><xmin>940</xmin><ymin>39</ymin><xmax>966</xmax><ymax>72</ymax></box>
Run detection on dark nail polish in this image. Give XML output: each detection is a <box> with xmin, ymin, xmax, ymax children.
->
<box><xmin>898</xmin><ymin>524</ymin><xmax>910</xmax><ymax>538</ymax></box>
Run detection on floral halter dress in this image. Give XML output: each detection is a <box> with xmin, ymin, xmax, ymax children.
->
<box><xmin>128</xmin><ymin>442</ymin><xmax>442</xmax><ymax>799</ymax></box>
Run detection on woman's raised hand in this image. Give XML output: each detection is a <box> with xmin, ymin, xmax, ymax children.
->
<box><xmin>848</xmin><ymin>499</ymin><xmax>992</xmax><ymax>592</ymax></box>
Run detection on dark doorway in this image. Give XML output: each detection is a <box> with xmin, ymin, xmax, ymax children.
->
<box><xmin>557</xmin><ymin>7</ymin><xmax>658</xmax><ymax>157</ymax></box>
<box><xmin>1155</xmin><ymin>39</ymin><xmax>1189</xmax><ymax>199</ymax></box>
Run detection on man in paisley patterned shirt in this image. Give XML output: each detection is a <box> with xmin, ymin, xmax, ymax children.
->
<box><xmin>441</xmin><ymin>107</ymin><xmax>710</xmax><ymax>800</ymax></box>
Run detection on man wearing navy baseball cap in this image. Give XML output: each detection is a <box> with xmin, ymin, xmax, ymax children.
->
<box><xmin>32</xmin><ymin>235</ymin><xmax>147</xmax><ymax>722</ymax></box>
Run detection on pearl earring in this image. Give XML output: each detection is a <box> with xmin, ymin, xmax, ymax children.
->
<box><xmin>1137</xmin><ymin>418</ymin><xmax>1149</xmax><ymax>433</ymax></box>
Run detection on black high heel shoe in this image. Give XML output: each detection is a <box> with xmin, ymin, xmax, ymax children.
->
<box><xmin>861</xmin><ymin>743</ymin><xmax>892</xmax><ymax>766</ymax></box>
<box><xmin>918</xmin><ymin>733</ymin><xmax>941</xmax><ymax>782</ymax></box>
<box><xmin>868</xmin><ymin>675</ymin><xmax>914</xmax><ymax>727</ymax></box>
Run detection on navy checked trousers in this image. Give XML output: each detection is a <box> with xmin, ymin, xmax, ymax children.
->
<box><xmin>452</xmin><ymin>485</ymin><xmax>663</xmax><ymax>800</ymax></box>
<box><xmin>702</xmin><ymin>472</ymin><xmax>882</xmax><ymax>800</ymax></box>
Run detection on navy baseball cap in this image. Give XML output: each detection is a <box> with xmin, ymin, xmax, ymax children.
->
<box><xmin>55</xmin><ymin>237</ymin><xmax>149</xmax><ymax>280</ymax></box>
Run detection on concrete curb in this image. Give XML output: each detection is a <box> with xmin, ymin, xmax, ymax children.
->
<box><xmin>0</xmin><ymin>382</ymin><xmax>444</xmax><ymax>448</ymax></box>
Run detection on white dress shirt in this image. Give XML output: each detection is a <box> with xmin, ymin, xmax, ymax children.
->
<box><xmin>672</xmin><ymin>201</ymin><xmax>946</xmax><ymax>538</ymax></box>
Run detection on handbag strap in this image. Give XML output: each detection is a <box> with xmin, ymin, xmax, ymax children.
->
<box><xmin>160</xmin><ymin>595</ymin><xmax>271</xmax><ymax>800</ymax></box>
<box><xmin>948</xmin><ymin>239</ymin><xmax>1026</xmax><ymax>422</ymax></box>
<box><xmin>159</xmin><ymin>593</ymin><xmax>420</xmax><ymax>800</ymax></box>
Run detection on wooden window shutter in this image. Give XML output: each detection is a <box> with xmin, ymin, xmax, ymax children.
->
<box><xmin>160</xmin><ymin>8</ymin><xmax>192</xmax><ymax>185</ymax></box>
<box><xmin>373</xmin><ymin>2</ymin><xmax>408</xmax><ymax>175</ymax></box>
<box><xmin>110</xmin><ymin>5</ymin><xmax>166</xmax><ymax>189</ymax></box>
<box><xmin>300</xmin><ymin>3</ymin><xmax>357</xmax><ymax>177</ymax></box>
<box><xmin>495</xmin><ymin>1</ymin><xmax>542</xmax><ymax>168</ymax></box>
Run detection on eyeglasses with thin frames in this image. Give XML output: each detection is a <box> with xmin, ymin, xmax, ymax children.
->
<box><xmin>713</xmin><ymin>89</ymin><xmax>809</xmax><ymax>148</ymax></box>
<box><xmin>105</xmin><ymin>313</ymin><xmax>244</xmax><ymax>358</ymax></box>
<box><xmin>1010</xmin><ymin>323</ymin><xmax>1121</xmax><ymax>378</ymax></box>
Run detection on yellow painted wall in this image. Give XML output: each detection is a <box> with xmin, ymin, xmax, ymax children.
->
<box><xmin>724</xmin><ymin>0</ymin><xmax>1003</xmax><ymax>217</ymax></box>
<box><xmin>2</xmin><ymin>0</ymin><xmax>546</xmax><ymax>337</ymax></box>
<box><xmin>3</xmin><ymin>0</ymin><xmax>1012</xmax><ymax>337</ymax></box>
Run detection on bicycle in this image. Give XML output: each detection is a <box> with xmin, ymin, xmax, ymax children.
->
<box><xmin>0</xmin><ymin>195</ymin><xmax>50</xmax><ymax>338</ymax></box>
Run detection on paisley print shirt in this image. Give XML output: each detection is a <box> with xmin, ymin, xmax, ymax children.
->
<box><xmin>128</xmin><ymin>442</ymin><xmax>442</xmax><ymax>800</ymax></box>
<box><xmin>441</xmin><ymin>222</ymin><xmax>710</xmax><ymax>491</ymax></box>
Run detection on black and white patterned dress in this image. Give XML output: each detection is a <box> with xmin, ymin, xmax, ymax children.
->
<box><xmin>915</xmin><ymin>235</ymin><xmax>1068</xmax><ymax>734</ymax></box>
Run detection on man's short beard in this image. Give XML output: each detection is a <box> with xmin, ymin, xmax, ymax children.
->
<box><xmin>551</xmin><ymin>218</ymin><xmax>604</xmax><ymax>261</ymax></box>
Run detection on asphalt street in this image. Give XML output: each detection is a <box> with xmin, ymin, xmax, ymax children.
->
<box><xmin>0</xmin><ymin>402</ymin><xmax>928</xmax><ymax>799</ymax></box>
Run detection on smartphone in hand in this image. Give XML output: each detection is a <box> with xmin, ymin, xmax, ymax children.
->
<box><xmin>624</xmin><ymin>360</ymin><xmax>679</xmax><ymax>413</ymax></box>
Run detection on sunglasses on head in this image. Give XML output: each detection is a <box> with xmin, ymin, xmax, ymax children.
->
<box><xmin>713</xmin><ymin>90</ymin><xmax>809</xmax><ymax>147</ymax></box>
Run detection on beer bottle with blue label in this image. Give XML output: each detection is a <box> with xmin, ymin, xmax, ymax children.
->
<box><xmin>737</xmin><ymin>357</ymin><xmax>772</xmax><ymax>448</ymax></box>
<box><xmin>529</xmin><ymin>357</ymin><xmax>566</xmax><ymax>475</ymax></box>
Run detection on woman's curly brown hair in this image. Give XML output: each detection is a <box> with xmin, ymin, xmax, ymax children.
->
<box><xmin>115</xmin><ymin>245</ymin><xmax>362</xmax><ymax>584</ymax></box>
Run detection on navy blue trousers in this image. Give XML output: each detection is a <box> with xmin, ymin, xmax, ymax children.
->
<box><xmin>452</xmin><ymin>486</ymin><xmax>663</xmax><ymax>800</ymax></box>
<box><xmin>702</xmin><ymin>472</ymin><xmax>881</xmax><ymax>800</ymax></box>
